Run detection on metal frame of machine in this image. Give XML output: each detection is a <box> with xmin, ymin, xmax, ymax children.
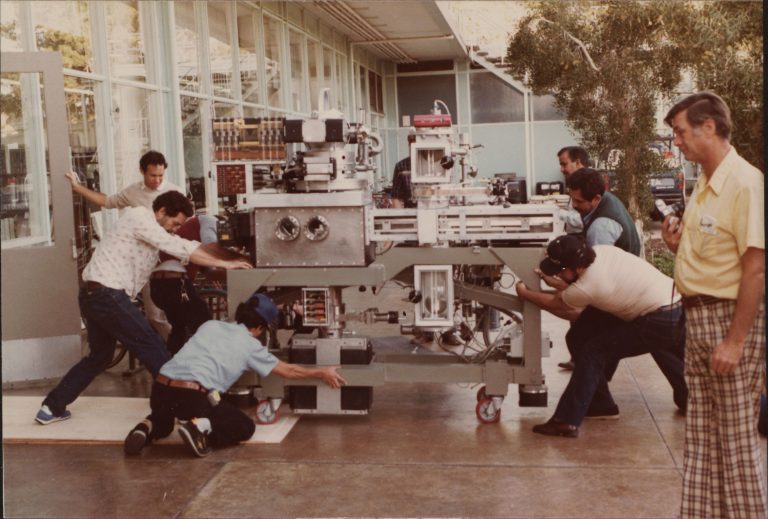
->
<box><xmin>215</xmin><ymin>90</ymin><xmax>564</xmax><ymax>424</ymax></box>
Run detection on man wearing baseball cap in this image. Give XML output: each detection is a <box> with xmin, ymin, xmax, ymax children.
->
<box><xmin>516</xmin><ymin>235</ymin><xmax>686</xmax><ymax>437</ymax></box>
<box><xmin>123</xmin><ymin>292</ymin><xmax>346</xmax><ymax>457</ymax></box>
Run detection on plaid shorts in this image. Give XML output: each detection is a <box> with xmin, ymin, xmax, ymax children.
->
<box><xmin>681</xmin><ymin>300</ymin><xmax>767</xmax><ymax>519</ymax></box>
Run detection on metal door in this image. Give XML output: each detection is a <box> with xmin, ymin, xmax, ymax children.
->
<box><xmin>1</xmin><ymin>52</ymin><xmax>81</xmax><ymax>383</ymax></box>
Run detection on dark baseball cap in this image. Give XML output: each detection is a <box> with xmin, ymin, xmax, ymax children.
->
<box><xmin>246</xmin><ymin>292</ymin><xmax>279</xmax><ymax>327</ymax></box>
<box><xmin>539</xmin><ymin>235</ymin><xmax>589</xmax><ymax>276</ymax></box>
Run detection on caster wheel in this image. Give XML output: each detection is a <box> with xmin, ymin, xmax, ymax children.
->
<box><xmin>476</xmin><ymin>398</ymin><xmax>501</xmax><ymax>424</ymax></box>
<box><xmin>255</xmin><ymin>399</ymin><xmax>281</xmax><ymax>425</ymax></box>
<box><xmin>476</xmin><ymin>386</ymin><xmax>487</xmax><ymax>402</ymax></box>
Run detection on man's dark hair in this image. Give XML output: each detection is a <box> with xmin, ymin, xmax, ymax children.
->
<box><xmin>152</xmin><ymin>191</ymin><xmax>193</xmax><ymax>217</ymax></box>
<box><xmin>234</xmin><ymin>303</ymin><xmax>268</xmax><ymax>329</ymax></box>
<box><xmin>664</xmin><ymin>92</ymin><xmax>732</xmax><ymax>139</ymax></box>
<box><xmin>566</xmin><ymin>168</ymin><xmax>605</xmax><ymax>200</ymax></box>
<box><xmin>139</xmin><ymin>150</ymin><xmax>169</xmax><ymax>172</ymax></box>
<box><xmin>557</xmin><ymin>146</ymin><xmax>591</xmax><ymax>167</ymax></box>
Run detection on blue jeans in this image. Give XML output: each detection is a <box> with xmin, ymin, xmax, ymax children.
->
<box><xmin>554</xmin><ymin>304</ymin><xmax>686</xmax><ymax>426</ymax></box>
<box><xmin>43</xmin><ymin>285</ymin><xmax>171</xmax><ymax>416</ymax></box>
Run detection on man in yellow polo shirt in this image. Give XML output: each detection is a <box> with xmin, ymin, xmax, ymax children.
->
<box><xmin>662</xmin><ymin>92</ymin><xmax>765</xmax><ymax>519</ymax></box>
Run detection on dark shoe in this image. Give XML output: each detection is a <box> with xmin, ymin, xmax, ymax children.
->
<box><xmin>558</xmin><ymin>360</ymin><xmax>575</xmax><ymax>370</ymax></box>
<box><xmin>124</xmin><ymin>422</ymin><xmax>149</xmax><ymax>455</ymax></box>
<box><xmin>178</xmin><ymin>420</ymin><xmax>212</xmax><ymax>457</ymax></box>
<box><xmin>439</xmin><ymin>331</ymin><xmax>463</xmax><ymax>347</ymax></box>
<box><xmin>585</xmin><ymin>404</ymin><xmax>620</xmax><ymax>420</ymax></box>
<box><xmin>532</xmin><ymin>418</ymin><xmax>579</xmax><ymax>438</ymax></box>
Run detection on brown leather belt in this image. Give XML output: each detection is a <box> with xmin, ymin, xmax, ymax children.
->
<box><xmin>151</xmin><ymin>271</ymin><xmax>187</xmax><ymax>280</ymax></box>
<box><xmin>682</xmin><ymin>294</ymin><xmax>730</xmax><ymax>309</ymax></box>
<box><xmin>156</xmin><ymin>374</ymin><xmax>208</xmax><ymax>394</ymax></box>
<box><xmin>85</xmin><ymin>281</ymin><xmax>104</xmax><ymax>290</ymax></box>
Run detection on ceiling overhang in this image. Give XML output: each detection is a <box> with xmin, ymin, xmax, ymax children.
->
<box><xmin>307</xmin><ymin>1</ymin><xmax>467</xmax><ymax>63</ymax></box>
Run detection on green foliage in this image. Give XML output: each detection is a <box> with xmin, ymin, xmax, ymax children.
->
<box><xmin>647</xmin><ymin>240</ymin><xmax>676</xmax><ymax>277</ymax></box>
<box><xmin>506</xmin><ymin>1</ymin><xmax>683</xmax><ymax>219</ymax></box>
<box><xmin>669</xmin><ymin>2</ymin><xmax>763</xmax><ymax>171</ymax></box>
<box><xmin>506</xmin><ymin>0</ymin><xmax>764</xmax><ymax>219</ymax></box>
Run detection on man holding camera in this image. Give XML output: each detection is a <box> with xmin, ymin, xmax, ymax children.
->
<box><xmin>662</xmin><ymin>92</ymin><xmax>765</xmax><ymax>519</ymax></box>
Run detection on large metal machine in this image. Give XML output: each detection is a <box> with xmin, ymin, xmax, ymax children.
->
<box><xmin>212</xmin><ymin>90</ymin><xmax>564</xmax><ymax>424</ymax></box>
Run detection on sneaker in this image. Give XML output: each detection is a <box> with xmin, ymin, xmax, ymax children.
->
<box><xmin>585</xmin><ymin>404</ymin><xmax>620</xmax><ymax>420</ymax></box>
<box><xmin>124</xmin><ymin>423</ymin><xmax>149</xmax><ymax>455</ymax></box>
<box><xmin>178</xmin><ymin>420</ymin><xmax>212</xmax><ymax>457</ymax></box>
<box><xmin>35</xmin><ymin>405</ymin><xmax>71</xmax><ymax>425</ymax></box>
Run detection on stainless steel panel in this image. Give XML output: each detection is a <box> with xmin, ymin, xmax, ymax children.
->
<box><xmin>254</xmin><ymin>206</ymin><xmax>366</xmax><ymax>267</ymax></box>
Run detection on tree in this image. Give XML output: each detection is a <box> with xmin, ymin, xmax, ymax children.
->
<box><xmin>671</xmin><ymin>2</ymin><xmax>763</xmax><ymax>172</ymax></box>
<box><xmin>506</xmin><ymin>1</ymin><xmax>689</xmax><ymax>219</ymax></box>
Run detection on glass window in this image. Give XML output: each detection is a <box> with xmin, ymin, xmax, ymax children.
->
<box><xmin>105</xmin><ymin>0</ymin><xmax>147</xmax><ymax>82</ymax></box>
<box><xmin>237</xmin><ymin>8</ymin><xmax>260</xmax><ymax>105</ymax></box>
<box><xmin>31</xmin><ymin>1</ymin><xmax>93</xmax><ymax>73</ymax></box>
<box><xmin>357</xmin><ymin>65</ymin><xmax>367</xmax><ymax>113</ymax></box>
<box><xmin>334</xmin><ymin>53</ymin><xmax>345</xmax><ymax>111</ymax></box>
<box><xmin>174</xmin><ymin>1</ymin><xmax>200</xmax><ymax>93</ymax></box>
<box><xmin>0</xmin><ymin>2</ymin><xmax>23</xmax><ymax>52</ymax></box>
<box><xmin>208</xmin><ymin>2</ymin><xmax>234</xmax><ymax>98</ymax></box>
<box><xmin>179</xmin><ymin>96</ymin><xmax>205</xmax><ymax>209</ymax></box>
<box><xmin>111</xmin><ymin>84</ymin><xmax>152</xmax><ymax>191</ymax></box>
<box><xmin>533</xmin><ymin>94</ymin><xmax>565</xmax><ymax>121</ymax></box>
<box><xmin>262</xmin><ymin>15</ymin><xmax>284</xmax><ymax>109</ymax></box>
<box><xmin>322</xmin><ymin>46</ymin><xmax>333</xmax><ymax>107</ymax></box>
<box><xmin>397</xmin><ymin>75</ymin><xmax>457</xmax><ymax>126</ymax></box>
<box><xmin>65</xmin><ymin>77</ymin><xmax>99</xmax><ymax>187</ymax></box>
<box><xmin>368</xmin><ymin>70</ymin><xmax>377</xmax><ymax>113</ymax></box>
<box><xmin>1</xmin><ymin>72</ymin><xmax>52</xmax><ymax>247</ymax></box>
<box><xmin>289</xmin><ymin>30</ymin><xmax>304</xmax><ymax>113</ymax></box>
<box><xmin>470</xmin><ymin>72</ymin><xmax>524</xmax><ymax>124</ymax></box>
<box><xmin>0</xmin><ymin>2</ymin><xmax>24</xmax><ymax>52</ymax></box>
<box><xmin>212</xmin><ymin>102</ymin><xmax>237</xmax><ymax>119</ymax></box>
<box><xmin>307</xmin><ymin>39</ymin><xmax>319</xmax><ymax>112</ymax></box>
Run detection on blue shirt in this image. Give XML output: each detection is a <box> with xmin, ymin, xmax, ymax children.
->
<box><xmin>160</xmin><ymin>320</ymin><xmax>278</xmax><ymax>392</ymax></box>
<box><xmin>585</xmin><ymin>216</ymin><xmax>623</xmax><ymax>246</ymax></box>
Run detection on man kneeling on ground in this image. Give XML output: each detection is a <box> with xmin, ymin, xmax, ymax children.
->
<box><xmin>124</xmin><ymin>292</ymin><xmax>346</xmax><ymax>457</ymax></box>
<box><xmin>516</xmin><ymin>235</ymin><xmax>686</xmax><ymax>438</ymax></box>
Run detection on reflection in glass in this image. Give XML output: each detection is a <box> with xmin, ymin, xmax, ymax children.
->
<box><xmin>0</xmin><ymin>1</ymin><xmax>23</xmax><ymax>51</ymax></box>
<box><xmin>31</xmin><ymin>0</ymin><xmax>93</xmax><ymax>73</ymax></box>
<box><xmin>335</xmin><ymin>53</ymin><xmax>345</xmax><ymax>111</ymax></box>
<box><xmin>180</xmin><ymin>96</ymin><xmax>205</xmax><ymax>209</ymax></box>
<box><xmin>213</xmin><ymin>102</ymin><xmax>237</xmax><ymax>119</ymax></box>
<box><xmin>289</xmin><ymin>30</ymin><xmax>304</xmax><ymax>112</ymax></box>
<box><xmin>208</xmin><ymin>2</ymin><xmax>233</xmax><ymax>98</ymax></box>
<box><xmin>65</xmin><ymin>77</ymin><xmax>99</xmax><ymax>185</ymax></box>
<box><xmin>237</xmin><ymin>8</ymin><xmax>260</xmax><ymax>104</ymax></box>
<box><xmin>174</xmin><ymin>1</ymin><xmax>200</xmax><ymax>93</ymax></box>
<box><xmin>105</xmin><ymin>0</ymin><xmax>147</xmax><ymax>81</ymax></box>
<box><xmin>322</xmin><ymin>46</ymin><xmax>333</xmax><ymax>106</ymax></box>
<box><xmin>1</xmin><ymin>72</ymin><xmax>53</xmax><ymax>247</ymax></box>
<box><xmin>307</xmin><ymin>40</ymin><xmax>319</xmax><ymax>112</ymax></box>
<box><xmin>111</xmin><ymin>84</ymin><xmax>151</xmax><ymax>191</ymax></box>
<box><xmin>263</xmin><ymin>15</ymin><xmax>284</xmax><ymax>108</ymax></box>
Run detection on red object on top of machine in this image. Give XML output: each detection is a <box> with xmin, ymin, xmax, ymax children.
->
<box><xmin>413</xmin><ymin>114</ymin><xmax>452</xmax><ymax>128</ymax></box>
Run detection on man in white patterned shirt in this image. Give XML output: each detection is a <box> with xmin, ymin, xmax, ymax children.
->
<box><xmin>35</xmin><ymin>191</ymin><xmax>252</xmax><ymax>425</ymax></box>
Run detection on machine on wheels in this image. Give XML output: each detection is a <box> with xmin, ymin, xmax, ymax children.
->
<box><xmin>214</xmin><ymin>91</ymin><xmax>563</xmax><ymax>423</ymax></box>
